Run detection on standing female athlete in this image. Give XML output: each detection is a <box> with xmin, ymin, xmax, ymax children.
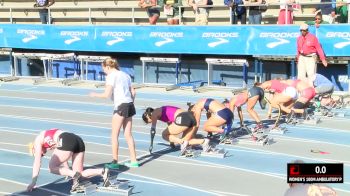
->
<box><xmin>90</xmin><ymin>58</ymin><xmax>138</xmax><ymax>169</ymax></box>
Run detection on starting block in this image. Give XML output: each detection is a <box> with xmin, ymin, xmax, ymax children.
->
<box><xmin>201</xmin><ymin>147</ymin><xmax>227</xmax><ymax>158</ymax></box>
<box><xmin>182</xmin><ymin>147</ymin><xmax>227</xmax><ymax>158</ymax></box>
<box><xmin>62</xmin><ymin>77</ymin><xmax>80</xmax><ymax>86</ymax></box>
<box><xmin>330</xmin><ymin>112</ymin><xmax>350</xmax><ymax>118</ymax></box>
<box><xmin>97</xmin><ymin>175</ymin><xmax>132</xmax><ymax>196</ymax></box>
<box><xmin>71</xmin><ymin>180</ymin><xmax>97</xmax><ymax>195</ymax></box>
<box><xmin>269</xmin><ymin>126</ymin><xmax>287</xmax><ymax>134</ymax></box>
<box><xmin>0</xmin><ymin>76</ymin><xmax>19</xmax><ymax>82</ymax></box>
<box><xmin>299</xmin><ymin>116</ymin><xmax>321</xmax><ymax>125</ymax></box>
<box><xmin>95</xmin><ymin>83</ymin><xmax>105</xmax><ymax>88</ymax></box>
<box><xmin>182</xmin><ymin>149</ymin><xmax>201</xmax><ymax>158</ymax></box>
<box><xmin>222</xmin><ymin>133</ymin><xmax>273</xmax><ymax>146</ymax></box>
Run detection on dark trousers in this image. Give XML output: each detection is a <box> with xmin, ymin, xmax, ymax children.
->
<box><xmin>231</xmin><ymin>12</ymin><xmax>246</xmax><ymax>25</ymax></box>
<box><xmin>39</xmin><ymin>9</ymin><xmax>50</xmax><ymax>24</ymax></box>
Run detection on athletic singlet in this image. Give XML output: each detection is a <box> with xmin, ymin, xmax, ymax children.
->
<box><xmin>160</xmin><ymin>106</ymin><xmax>179</xmax><ymax>123</ymax></box>
<box><xmin>301</xmin><ymin>87</ymin><xmax>316</xmax><ymax>101</ymax></box>
<box><xmin>204</xmin><ymin>98</ymin><xmax>214</xmax><ymax>112</ymax></box>
<box><xmin>43</xmin><ymin>128</ymin><xmax>59</xmax><ymax>149</ymax></box>
<box><xmin>291</xmin><ymin>79</ymin><xmax>301</xmax><ymax>88</ymax></box>
<box><xmin>270</xmin><ymin>80</ymin><xmax>288</xmax><ymax>93</ymax></box>
<box><xmin>234</xmin><ymin>93</ymin><xmax>247</xmax><ymax>107</ymax></box>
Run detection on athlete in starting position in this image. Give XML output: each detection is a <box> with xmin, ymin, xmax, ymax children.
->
<box><xmin>27</xmin><ymin>128</ymin><xmax>109</xmax><ymax>193</ymax></box>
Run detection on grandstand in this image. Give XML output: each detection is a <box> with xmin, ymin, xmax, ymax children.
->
<box><xmin>0</xmin><ymin>0</ymin><xmax>324</xmax><ymax>25</ymax></box>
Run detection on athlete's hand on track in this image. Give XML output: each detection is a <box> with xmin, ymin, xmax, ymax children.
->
<box><xmin>27</xmin><ymin>182</ymin><xmax>36</xmax><ymax>192</ymax></box>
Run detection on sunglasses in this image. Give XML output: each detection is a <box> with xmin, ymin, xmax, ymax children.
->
<box><xmin>300</xmin><ymin>29</ymin><xmax>308</xmax><ymax>32</ymax></box>
<box><xmin>315</xmin><ymin>18</ymin><xmax>322</xmax><ymax>20</ymax></box>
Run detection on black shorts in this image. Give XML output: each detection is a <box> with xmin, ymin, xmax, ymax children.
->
<box><xmin>146</xmin><ymin>7</ymin><xmax>160</xmax><ymax>17</ymax></box>
<box><xmin>114</xmin><ymin>102</ymin><xmax>136</xmax><ymax>118</ymax></box>
<box><xmin>174</xmin><ymin>112</ymin><xmax>197</xmax><ymax>127</ymax></box>
<box><xmin>57</xmin><ymin>132</ymin><xmax>85</xmax><ymax>153</ymax></box>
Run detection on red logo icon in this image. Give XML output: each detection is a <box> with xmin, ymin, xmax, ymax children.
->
<box><xmin>290</xmin><ymin>165</ymin><xmax>300</xmax><ymax>175</ymax></box>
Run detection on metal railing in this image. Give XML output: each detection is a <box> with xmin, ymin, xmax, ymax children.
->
<box><xmin>0</xmin><ymin>2</ymin><xmax>348</xmax><ymax>25</ymax></box>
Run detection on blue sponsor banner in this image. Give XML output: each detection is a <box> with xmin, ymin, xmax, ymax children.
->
<box><xmin>316</xmin><ymin>24</ymin><xmax>350</xmax><ymax>57</ymax></box>
<box><xmin>249</xmin><ymin>25</ymin><xmax>299</xmax><ymax>56</ymax></box>
<box><xmin>0</xmin><ymin>24</ymin><xmax>350</xmax><ymax>56</ymax></box>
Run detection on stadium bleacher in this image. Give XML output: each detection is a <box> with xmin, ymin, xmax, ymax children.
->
<box><xmin>0</xmin><ymin>0</ymin><xmax>323</xmax><ymax>25</ymax></box>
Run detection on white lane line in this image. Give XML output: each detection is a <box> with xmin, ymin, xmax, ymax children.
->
<box><xmin>272</xmin><ymin>135</ymin><xmax>350</xmax><ymax>148</ymax></box>
<box><xmin>2</xmin><ymin>146</ymin><xmax>350</xmax><ymax>194</ymax></box>
<box><xmin>119</xmin><ymin>172</ymin><xmax>220</xmax><ymax>196</ymax></box>
<box><xmin>0</xmin><ymin>139</ymin><xmax>227</xmax><ymax>170</ymax></box>
<box><xmin>0</xmin><ymin>177</ymin><xmax>69</xmax><ymax>196</ymax></box>
<box><xmin>118</xmin><ymin>178</ymin><xmax>174</xmax><ymax>187</ymax></box>
<box><xmin>0</xmin><ymin>88</ymin><xmax>204</xmax><ymax>104</ymax></box>
<box><xmin>224</xmin><ymin>146</ymin><xmax>350</xmax><ymax>165</ymax></box>
<box><xmin>210</xmin><ymin>190</ymin><xmax>251</xmax><ymax>196</ymax></box>
<box><xmin>0</xmin><ymin>177</ymin><xmax>27</xmax><ymax>186</ymax></box>
<box><xmin>0</xmin><ymin>123</ymin><xmax>167</xmax><ymax>136</ymax></box>
<box><xmin>0</xmin><ymin>94</ymin><xmax>112</xmax><ymax>106</ymax></box>
<box><xmin>16</xmin><ymin>87</ymin><xmax>38</xmax><ymax>91</ymax></box>
<box><xmin>2</xmin><ymin>127</ymin><xmax>349</xmax><ymax>170</ymax></box>
<box><xmin>295</xmin><ymin>124</ymin><xmax>350</xmax><ymax>133</ymax></box>
<box><xmin>0</xmin><ymin>113</ymin><xmax>111</xmax><ymax>126</ymax></box>
<box><xmin>0</xmin><ymin>104</ymin><xmax>111</xmax><ymax>117</ymax></box>
<box><xmin>0</xmin><ymin>142</ymin><xmax>27</xmax><ymax>147</ymax></box>
<box><xmin>0</xmin><ymin>163</ymin><xmax>48</xmax><ymax>170</ymax></box>
<box><xmin>0</xmin><ymin>152</ymin><xmax>218</xmax><ymax>196</ymax></box>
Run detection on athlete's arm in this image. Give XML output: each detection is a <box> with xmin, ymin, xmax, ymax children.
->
<box><xmin>89</xmin><ymin>85</ymin><xmax>113</xmax><ymax>98</ymax></box>
<box><xmin>27</xmin><ymin>136</ymin><xmax>43</xmax><ymax>191</ymax></box>
<box><xmin>237</xmin><ymin>106</ymin><xmax>244</xmax><ymax>127</ymax></box>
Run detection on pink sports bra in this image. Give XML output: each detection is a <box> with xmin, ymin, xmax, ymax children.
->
<box><xmin>160</xmin><ymin>106</ymin><xmax>179</xmax><ymax>123</ymax></box>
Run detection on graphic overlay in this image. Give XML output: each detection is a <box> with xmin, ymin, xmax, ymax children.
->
<box><xmin>288</xmin><ymin>163</ymin><xmax>343</xmax><ymax>183</ymax></box>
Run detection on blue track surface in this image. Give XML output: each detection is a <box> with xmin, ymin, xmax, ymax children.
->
<box><xmin>0</xmin><ymin>83</ymin><xmax>349</xmax><ymax>195</ymax></box>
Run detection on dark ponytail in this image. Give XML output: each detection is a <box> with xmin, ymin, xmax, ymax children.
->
<box><xmin>187</xmin><ymin>102</ymin><xmax>194</xmax><ymax>111</ymax></box>
<box><xmin>142</xmin><ymin>107</ymin><xmax>154</xmax><ymax>123</ymax></box>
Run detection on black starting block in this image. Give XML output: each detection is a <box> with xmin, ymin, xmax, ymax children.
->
<box><xmin>70</xmin><ymin>180</ymin><xmax>97</xmax><ymax>195</ymax></box>
<box><xmin>97</xmin><ymin>175</ymin><xmax>133</xmax><ymax>195</ymax></box>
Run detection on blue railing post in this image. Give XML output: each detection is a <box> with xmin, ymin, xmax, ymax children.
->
<box><xmin>254</xmin><ymin>59</ymin><xmax>258</xmax><ymax>83</ymax></box>
<box><xmin>259</xmin><ymin>60</ymin><xmax>263</xmax><ymax>83</ymax></box>
<box><xmin>243</xmin><ymin>62</ymin><xmax>247</xmax><ymax>88</ymax></box>
<box><xmin>291</xmin><ymin>60</ymin><xmax>296</xmax><ymax>79</ymax></box>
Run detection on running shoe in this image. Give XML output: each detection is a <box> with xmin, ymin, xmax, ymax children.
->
<box><xmin>179</xmin><ymin>140</ymin><xmax>189</xmax><ymax>156</ymax></box>
<box><xmin>70</xmin><ymin>172</ymin><xmax>82</xmax><ymax>193</ymax></box>
<box><xmin>124</xmin><ymin>161</ymin><xmax>140</xmax><ymax>168</ymax></box>
<box><xmin>105</xmin><ymin>161</ymin><xmax>120</xmax><ymax>170</ymax></box>
<box><xmin>102</xmin><ymin>167</ymin><xmax>110</xmax><ymax>187</ymax></box>
<box><xmin>201</xmin><ymin>138</ymin><xmax>211</xmax><ymax>152</ymax></box>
